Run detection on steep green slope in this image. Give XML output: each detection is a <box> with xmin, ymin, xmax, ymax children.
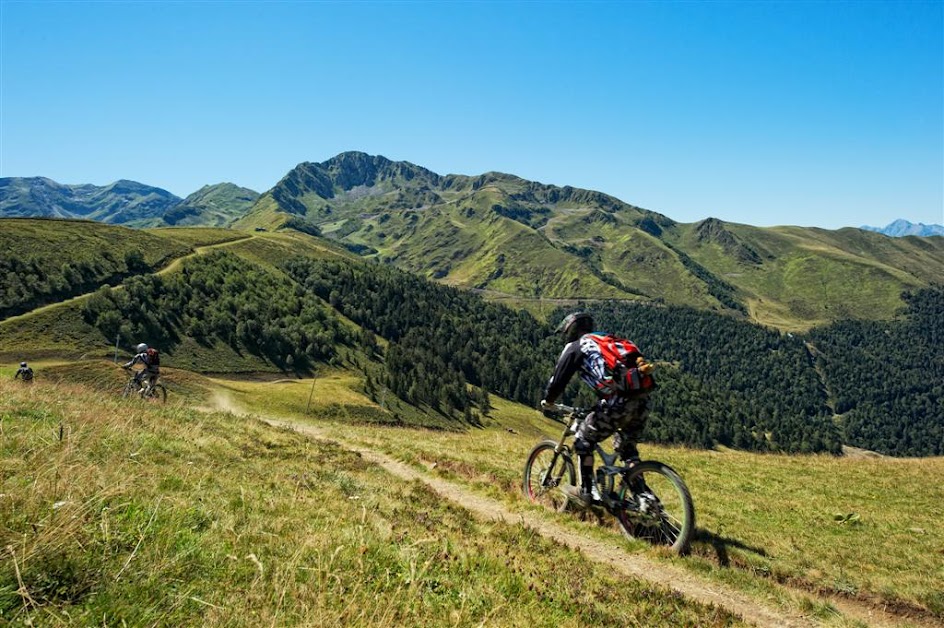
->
<box><xmin>0</xmin><ymin>218</ymin><xmax>190</xmax><ymax>318</ymax></box>
<box><xmin>161</xmin><ymin>183</ymin><xmax>259</xmax><ymax>227</ymax></box>
<box><xmin>0</xmin><ymin>230</ymin><xmax>356</xmax><ymax>363</ymax></box>
<box><xmin>666</xmin><ymin>219</ymin><xmax>944</xmax><ymax>330</ymax></box>
<box><xmin>81</xmin><ymin>251</ymin><xmax>353</xmax><ymax>373</ymax></box>
<box><xmin>238</xmin><ymin>152</ymin><xmax>943</xmax><ymax>329</ymax></box>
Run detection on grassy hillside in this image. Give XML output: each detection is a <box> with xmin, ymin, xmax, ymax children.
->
<box><xmin>0</xmin><ymin>378</ymin><xmax>742</xmax><ymax>626</ymax></box>
<box><xmin>0</xmin><ymin>219</ymin><xmax>191</xmax><ymax>319</ymax></box>
<box><xmin>145</xmin><ymin>226</ymin><xmax>250</xmax><ymax>248</ymax></box>
<box><xmin>317</xmin><ymin>401</ymin><xmax>944</xmax><ymax>622</ymax></box>
<box><xmin>236</xmin><ymin>152</ymin><xmax>944</xmax><ymax>330</ymax></box>
<box><xmin>0</xmin><ymin>229</ymin><xmax>356</xmax><ymax>364</ymax></box>
<box><xmin>667</xmin><ymin>221</ymin><xmax>944</xmax><ymax>330</ymax></box>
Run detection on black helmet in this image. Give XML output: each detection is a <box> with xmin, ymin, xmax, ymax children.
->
<box><xmin>20</xmin><ymin>362</ymin><xmax>27</xmax><ymax>367</ymax></box>
<box><xmin>556</xmin><ymin>311</ymin><xmax>594</xmax><ymax>343</ymax></box>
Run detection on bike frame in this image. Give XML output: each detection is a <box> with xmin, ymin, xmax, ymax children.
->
<box><xmin>125</xmin><ymin>373</ymin><xmax>161</xmax><ymax>398</ymax></box>
<box><xmin>529</xmin><ymin>403</ymin><xmax>696</xmax><ymax>554</ymax></box>
<box><xmin>542</xmin><ymin>406</ymin><xmax>634</xmax><ymax>510</ymax></box>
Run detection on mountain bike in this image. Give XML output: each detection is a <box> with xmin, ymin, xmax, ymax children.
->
<box><xmin>121</xmin><ymin>370</ymin><xmax>167</xmax><ymax>404</ymax></box>
<box><xmin>522</xmin><ymin>403</ymin><xmax>695</xmax><ymax>554</ymax></box>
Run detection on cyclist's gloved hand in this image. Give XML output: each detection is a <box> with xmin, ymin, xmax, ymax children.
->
<box><xmin>540</xmin><ymin>399</ymin><xmax>557</xmax><ymax>418</ymax></box>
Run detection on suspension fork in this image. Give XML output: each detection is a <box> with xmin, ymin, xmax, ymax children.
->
<box><xmin>540</xmin><ymin>423</ymin><xmax>575</xmax><ymax>487</ymax></box>
<box><xmin>554</xmin><ymin>422</ymin><xmax>572</xmax><ymax>453</ymax></box>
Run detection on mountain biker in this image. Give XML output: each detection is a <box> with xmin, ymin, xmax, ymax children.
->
<box><xmin>123</xmin><ymin>343</ymin><xmax>160</xmax><ymax>395</ymax></box>
<box><xmin>540</xmin><ymin>311</ymin><xmax>652</xmax><ymax>508</ymax></box>
<box><xmin>14</xmin><ymin>361</ymin><xmax>34</xmax><ymax>382</ymax></box>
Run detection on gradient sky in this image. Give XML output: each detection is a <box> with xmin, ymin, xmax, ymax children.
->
<box><xmin>1</xmin><ymin>1</ymin><xmax>941</xmax><ymax>229</ymax></box>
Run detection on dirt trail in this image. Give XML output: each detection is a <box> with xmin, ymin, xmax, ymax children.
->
<box><xmin>267</xmin><ymin>418</ymin><xmax>814</xmax><ymax>627</ymax></box>
<box><xmin>203</xmin><ymin>395</ymin><xmax>929</xmax><ymax>628</ymax></box>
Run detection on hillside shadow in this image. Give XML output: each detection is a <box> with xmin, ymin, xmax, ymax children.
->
<box><xmin>694</xmin><ymin>528</ymin><xmax>768</xmax><ymax>567</ymax></box>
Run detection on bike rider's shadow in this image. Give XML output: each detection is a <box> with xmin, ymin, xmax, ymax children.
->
<box><xmin>693</xmin><ymin>528</ymin><xmax>767</xmax><ymax>567</ymax></box>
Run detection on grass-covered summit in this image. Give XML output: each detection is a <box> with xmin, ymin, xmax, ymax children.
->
<box><xmin>236</xmin><ymin>152</ymin><xmax>944</xmax><ymax>331</ymax></box>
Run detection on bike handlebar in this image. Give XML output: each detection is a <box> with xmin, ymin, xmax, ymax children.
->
<box><xmin>540</xmin><ymin>402</ymin><xmax>586</xmax><ymax>422</ymax></box>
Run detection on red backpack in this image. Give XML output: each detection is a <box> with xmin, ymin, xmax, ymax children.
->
<box><xmin>146</xmin><ymin>347</ymin><xmax>160</xmax><ymax>367</ymax></box>
<box><xmin>582</xmin><ymin>333</ymin><xmax>655</xmax><ymax>395</ymax></box>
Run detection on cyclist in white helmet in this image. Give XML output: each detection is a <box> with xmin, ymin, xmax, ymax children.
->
<box><xmin>14</xmin><ymin>361</ymin><xmax>34</xmax><ymax>382</ymax></box>
<box><xmin>123</xmin><ymin>343</ymin><xmax>161</xmax><ymax>394</ymax></box>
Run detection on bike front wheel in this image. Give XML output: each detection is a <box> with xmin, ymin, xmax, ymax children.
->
<box><xmin>121</xmin><ymin>381</ymin><xmax>138</xmax><ymax>399</ymax></box>
<box><xmin>615</xmin><ymin>460</ymin><xmax>695</xmax><ymax>554</ymax></box>
<box><xmin>522</xmin><ymin>440</ymin><xmax>576</xmax><ymax>513</ymax></box>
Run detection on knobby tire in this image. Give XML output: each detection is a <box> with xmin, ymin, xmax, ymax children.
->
<box><xmin>522</xmin><ymin>440</ymin><xmax>576</xmax><ymax>513</ymax></box>
<box><xmin>147</xmin><ymin>384</ymin><xmax>168</xmax><ymax>404</ymax></box>
<box><xmin>615</xmin><ymin>460</ymin><xmax>695</xmax><ymax>554</ymax></box>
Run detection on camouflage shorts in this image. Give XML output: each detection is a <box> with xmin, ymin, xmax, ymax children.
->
<box><xmin>574</xmin><ymin>395</ymin><xmax>650</xmax><ymax>460</ymax></box>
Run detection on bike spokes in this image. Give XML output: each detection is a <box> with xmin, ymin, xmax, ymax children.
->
<box><xmin>523</xmin><ymin>442</ymin><xmax>575</xmax><ymax>513</ymax></box>
<box><xmin>616</xmin><ymin>461</ymin><xmax>695</xmax><ymax>554</ymax></box>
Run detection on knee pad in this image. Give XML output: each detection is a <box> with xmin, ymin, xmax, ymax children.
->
<box><xmin>613</xmin><ymin>434</ymin><xmax>639</xmax><ymax>462</ymax></box>
<box><xmin>573</xmin><ymin>436</ymin><xmax>594</xmax><ymax>456</ymax></box>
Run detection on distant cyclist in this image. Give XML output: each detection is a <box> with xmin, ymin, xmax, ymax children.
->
<box><xmin>14</xmin><ymin>361</ymin><xmax>34</xmax><ymax>382</ymax></box>
<box><xmin>541</xmin><ymin>311</ymin><xmax>655</xmax><ymax>507</ymax></box>
<box><xmin>123</xmin><ymin>343</ymin><xmax>161</xmax><ymax>395</ymax></box>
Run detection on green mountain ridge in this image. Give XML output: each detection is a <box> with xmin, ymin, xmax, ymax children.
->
<box><xmin>237</xmin><ymin>152</ymin><xmax>944</xmax><ymax>330</ymax></box>
<box><xmin>5</xmin><ymin>153</ymin><xmax>942</xmax><ymax>330</ymax></box>
<box><xmin>163</xmin><ymin>183</ymin><xmax>261</xmax><ymax>227</ymax></box>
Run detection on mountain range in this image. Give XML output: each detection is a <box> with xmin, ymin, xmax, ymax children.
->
<box><xmin>860</xmin><ymin>219</ymin><xmax>944</xmax><ymax>237</ymax></box>
<box><xmin>232</xmin><ymin>152</ymin><xmax>944</xmax><ymax>330</ymax></box>
<box><xmin>3</xmin><ymin>152</ymin><xmax>943</xmax><ymax>331</ymax></box>
<box><xmin>0</xmin><ymin>177</ymin><xmax>258</xmax><ymax>227</ymax></box>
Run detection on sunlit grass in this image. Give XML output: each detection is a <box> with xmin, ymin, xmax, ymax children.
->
<box><xmin>308</xmin><ymin>396</ymin><xmax>944</xmax><ymax>620</ymax></box>
<box><xmin>0</xmin><ymin>379</ymin><xmax>742</xmax><ymax>626</ymax></box>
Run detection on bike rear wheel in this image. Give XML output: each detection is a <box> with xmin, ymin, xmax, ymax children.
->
<box><xmin>522</xmin><ymin>440</ymin><xmax>576</xmax><ymax>513</ymax></box>
<box><xmin>615</xmin><ymin>460</ymin><xmax>695</xmax><ymax>554</ymax></box>
<box><xmin>146</xmin><ymin>384</ymin><xmax>167</xmax><ymax>404</ymax></box>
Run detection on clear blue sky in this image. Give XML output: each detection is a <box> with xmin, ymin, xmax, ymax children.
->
<box><xmin>1</xmin><ymin>1</ymin><xmax>941</xmax><ymax>229</ymax></box>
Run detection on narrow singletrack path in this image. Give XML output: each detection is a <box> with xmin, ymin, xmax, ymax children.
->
<box><xmin>0</xmin><ymin>234</ymin><xmax>254</xmax><ymax>326</ymax></box>
<box><xmin>270</xmin><ymin>418</ymin><xmax>940</xmax><ymax>627</ymax></box>
<box><xmin>268</xmin><ymin>418</ymin><xmax>825</xmax><ymax>627</ymax></box>
<box><xmin>193</xmin><ymin>384</ymin><xmax>935</xmax><ymax>627</ymax></box>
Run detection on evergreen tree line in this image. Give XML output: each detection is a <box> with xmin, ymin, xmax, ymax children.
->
<box><xmin>283</xmin><ymin>258</ymin><xmax>555</xmax><ymax>416</ymax></box>
<box><xmin>1</xmin><ymin>250</ymin><xmax>154</xmax><ymax>319</ymax></box>
<box><xmin>808</xmin><ymin>285</ymin><xmax>943</xmax><ymax>456</ymax></box>
<box><xmin>581</xmin><ymin>303</ymin><xmax>842</xmax><ymax>454</ymax></box>
<box><xmin>283</xmin><ymin>257</ymin><xmax>845</xmax><ymax>453</ymax></box>
<box><xmin>81</xmin><ymin>251</ymin><xmax>352</xmax><ymax>369</ymax></box>
<box><xmin>76</xmin><ymin>248</ymin><xmax>939</xmax><ymax>456</ymax></box>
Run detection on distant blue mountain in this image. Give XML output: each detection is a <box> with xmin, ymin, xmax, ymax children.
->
<box><xmin>0</xmin><ymin>177</ymin><xmax>257</xmax><ymax>227</ymax></box>
<box><xmin>860</xmin><ymin>219</ymin><xmax>944</xmax><ymax>237</ymax></box>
